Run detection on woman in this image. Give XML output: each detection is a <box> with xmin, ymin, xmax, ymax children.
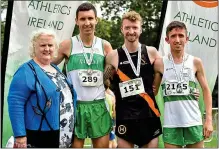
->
<box><xmin>8</xmin><ymin>29</ymin><xmax>76</xmax><ymax>148</ymax></box>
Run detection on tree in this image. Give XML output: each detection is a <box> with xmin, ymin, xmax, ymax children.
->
<box><xmin>1</xmin><ymin>0</ymin><xmax>8</xmax><ymax>53</ymax></box>
<box><xmin>90</xmin><ymin>0</ymin><xmax>162</xmax><ymax>48</ymax></box>
<box><xmin>73</xmin><ymin>17</ymin><xmax>123</xmax><ymax>49</ymax></box>
<box><xmin>1</xmin><ymin>0</ymin><xmax>8</xmax><ymax>14</ymax></box>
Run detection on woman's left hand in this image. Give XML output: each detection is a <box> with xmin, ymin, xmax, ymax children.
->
<box><xmin>14</xmin><ymin>137</ymin><xmax>27</xmax><ymax>148</ymax></box>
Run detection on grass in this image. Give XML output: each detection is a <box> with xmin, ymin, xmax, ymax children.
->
<box><xmin>84</xmin><ymin>138</ymin><xmax>92</xmax><ymax>148</ymax></box>
<box><xmin>204</xmin><ymin>136</ymin><xmax>218</xmax><ymax>148</ymax></box>
<box><xmin>81</xmin><ymin>99</ymin><xmax>218</xmax><ymax>148</ymax></box>
<box><xmin>83</xmin><ymin>136</ymin><xmax>218</xmax><ymax>148</ymax></box>
<box><xmin>2</xmin><ymin>87</ymin><xmax>218</xmax><ymax>148</ymax></box>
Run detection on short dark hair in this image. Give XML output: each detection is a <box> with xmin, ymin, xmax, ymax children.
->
<box><xmin>76</xmin><ymin>2</ymin><xmax>97</xmax><ymax>19</ymax></box>
<box><xmin>166</xmin><ymin>21</ymin><xmax>187</xmax><ymax>36</ymax></box>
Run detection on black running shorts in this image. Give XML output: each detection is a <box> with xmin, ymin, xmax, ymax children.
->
<box><xmin>115</xmin><ymin>117</ymin><xmax>162</xmax><ymax>147</ymax></box>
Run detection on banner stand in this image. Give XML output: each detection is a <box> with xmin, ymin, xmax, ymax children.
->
<box><xmin>1</xmin><ymin>1</ymin><xmax>14</xmax><ymax>147</ymax></box>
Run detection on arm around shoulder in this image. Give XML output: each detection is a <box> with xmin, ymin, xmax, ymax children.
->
<box><xmin>147</xmin><ymin>46</ymin><xmax>162</xmax><ymax>64</ymax></box>
<box><xmin>153</xmin><ymin>58</ymin><xmax>163</xmax><ymax>96</ymax></box>
<box><xmin>104</xmin><ymin>50</ymin><xmax>118</xmax><ymax>81</ymax></box>
<box><xmin>52</xmin><ymin>39</ymin><xmax>71</xmax><ymax>65</ymax></box>
<box><xmin>103</xmin><ymin>40</ymin><xmax>113</xmax><ymax>56</ymax></box>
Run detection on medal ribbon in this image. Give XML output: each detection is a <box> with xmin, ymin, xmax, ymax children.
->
<box><xmin>123</xmin><ymin>43</ymin><xmax>141</xmax><ymax>77</ymax></box>
<box><xmin>78</xmin><ymin>35</ymin><xmax>96</xmax><ymax>66</ymax></box>
<box><xmin>169</xmin><ymin>53</ymin><xmax>188</xmax><ymax>83</ymax></box>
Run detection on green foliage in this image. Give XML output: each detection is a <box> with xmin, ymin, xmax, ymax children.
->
<box><xmin>89</xmin><ymin>0</ymin><xmax>162</xmax><ymax>48</ymax></box>
<box><xmin>1</xmin><ymin>0</ymin><xmax>8</xmax><ymax>54</ymax></box>
<box><xmin>73</xmin><ymin>18</ymin><xmax>123</xmax><ymax>49</ymax></box>
<box><xmin>95</xmin><ymin>18</ymin><xmax>123</xmax><ymax>49</ymax></box>
<box><xmin>1</xmin><ymin>0</ymin><xmax>8</xmax><ymax>13</ymax></box>
<box><xmin>72</xmin><ymin>24</ymin><xmax>79</xmax><ymax>36</ymax></box>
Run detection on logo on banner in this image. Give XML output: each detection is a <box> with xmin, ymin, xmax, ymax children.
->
<box><xmin>193</xmin><ymin>0</ymin><xmax>218</xmax><ymax>8</ymax></box>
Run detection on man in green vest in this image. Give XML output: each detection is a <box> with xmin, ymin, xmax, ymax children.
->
<box><xmin>53</xmin><ymin>2</ymin><xmax>113</xmax><ymax>148</ymax></box>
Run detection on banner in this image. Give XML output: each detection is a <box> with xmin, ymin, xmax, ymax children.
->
<box><xmin>158</xmin><ymin>0</ymin><xmax>218</xmax><ymax>112</ymax></box>
<box><xmin>2</xmin><ymin>1</ymin><xmax>83</xmax><ymax>147</ymax></box>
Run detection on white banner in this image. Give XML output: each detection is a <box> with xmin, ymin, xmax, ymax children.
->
<box><xmin>3</xmin><ymin>1</ymin><xmax>83</xmax><ymax>146</ymax></box>
<box><xmin>6</xmin><ymin>1</ymin><xmax>83</xmax><ymax>72</ymax></box>
<box><xmin>159</xmin><ymin>1</ymin><xmax>218</xmax><ymax>92</ymax></box>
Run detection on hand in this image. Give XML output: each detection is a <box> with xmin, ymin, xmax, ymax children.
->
<box><xmin>14</xmin><ymin>137</ymin><xmax>27</xmax><ymax>148</ymax></box>
<box><xmin>203</xmin><ymin>120</ymin><xmax>213</xmax><ymax>139</ymax></box>
<box><xmin>192</xmin><ymin>88</ymin><xmax>200</xmax><ymax>100</ymax></box>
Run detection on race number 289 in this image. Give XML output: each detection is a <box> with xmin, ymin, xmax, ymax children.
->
<box><xmin>82</xmin><ymin>76</ymin><xmax>97</xmax><ymax>83</ymax></box>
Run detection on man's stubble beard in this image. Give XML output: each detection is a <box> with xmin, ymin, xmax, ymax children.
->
<box><xmin>126</xmin><ymin>36</ymin><xmax>138</xmax><ymax>43</ymax></box>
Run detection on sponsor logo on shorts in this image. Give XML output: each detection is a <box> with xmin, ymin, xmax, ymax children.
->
<box><xmin>118</xmin><ymin>125</ymin><xmax>126</xmax><ymax>135</ymax></box>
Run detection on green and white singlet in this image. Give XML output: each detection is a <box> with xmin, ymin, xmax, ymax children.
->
<box><xmin>161</xmin><ymin>54</ymin><xmax>202</xmax><ymax>128</ymax></box>
<box><xmin>66</xmin><ymin>35</ymin><xmax>105</xmax><ymax>101</ymax></box>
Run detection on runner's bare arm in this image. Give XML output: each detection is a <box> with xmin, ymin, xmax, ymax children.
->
<box><xmin>104</xmin><ymin>50</ymin><xmax>118</xmax><ymax>81</ymax></box>
<box><xmin>52</xmin><ymin>39</ymin><xmax>71</xmax><ymax>65</ymax></box>
<box><xmin>103</xmin><ymin>40</ymin><xmax>113</xmax><ymax>56</ymax></box>
<box><xmin>194</xmin><ymin>57</ymin><xmax>213</xmax><ymax>138</ymax></box>
<box><xmin>147</xmin><ymin>46</ymin><xmax>162</xmax><ymax>64</ymax></box>
<box><xmin>153</xmin><ymin>58</ymin><xmax>164</xmax><ymax>96</ymax></box>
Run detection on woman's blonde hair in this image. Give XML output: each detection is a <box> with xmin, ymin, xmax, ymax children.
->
<box><xmin>29</xmin><ymin>28</ymin><xmax>59</xmax><ymax>58</ymax></box>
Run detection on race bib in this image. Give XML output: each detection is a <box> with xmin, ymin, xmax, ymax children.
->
<box><xmin>119</xmin><ymin>77</ymin><xmax>145</xmax><ymax>98</ymax></box>
<box><xmin>78</xmin><ymin>70</ymin><xmax>102</xmax><ymax>86</ymax></box>
<box><xmin>163</xmin><ymin>81</ymin><xmax>189</xmax><ymax>96</ymax></box>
